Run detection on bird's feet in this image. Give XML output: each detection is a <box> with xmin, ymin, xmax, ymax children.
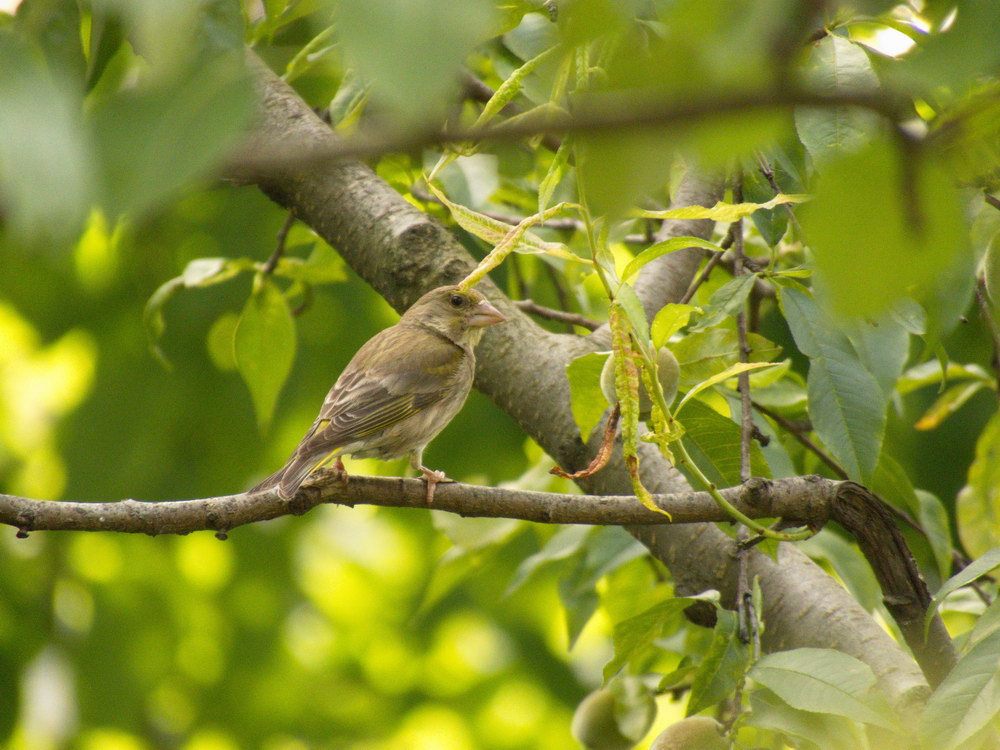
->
<box><xmin>419</xmin><ymin>467</ymin><xmax>453</xmax><ymax>505</ymax></box>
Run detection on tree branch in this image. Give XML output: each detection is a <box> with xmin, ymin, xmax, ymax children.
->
<box><xmin>0</xmin><ymin>475</ymin><xmax>836</xmax><ymax>536</ymax></box>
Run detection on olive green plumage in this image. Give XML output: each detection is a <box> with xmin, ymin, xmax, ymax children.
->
<box><xmin>251</xmin><ymin>285</ymin><xmax>506</xmax><ymax>500</ymax></box>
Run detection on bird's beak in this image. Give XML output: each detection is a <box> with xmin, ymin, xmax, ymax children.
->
<box><xmin>469</xmin><ymin>299</ymin><xmax>507</xmax><ymax>328</ymax></box>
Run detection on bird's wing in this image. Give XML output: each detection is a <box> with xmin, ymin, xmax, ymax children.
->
<box><xmin>300</xmin><ymin>324</ymin><xmax>466</xmax><ymax>453</ymax></box>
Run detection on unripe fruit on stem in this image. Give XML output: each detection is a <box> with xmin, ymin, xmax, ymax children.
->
<box><xmin>601</xmin><ymin>347</ymin><xmax>681</xmax><ymax>421</ymax></box>
<box><xmin>571</xmin><ymin>689</ymin><xmax>637</xmax><ymax>750</ymax></box>
<box><xmin>648</xmin><ymin>717</ymin><xmax>726</xmax><ymax>750</ymax></box>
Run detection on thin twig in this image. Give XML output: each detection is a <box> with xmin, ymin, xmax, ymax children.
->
<box><xmin>984</xmin><ymin>192</ymin><xmax>1000</xmax><ymax>212</ymax></box>
<box><xmin>262</xmin><ymin>212</ymin><xmax>296</xmax><ymax>275</ymax></box>
<box><xmin>514</xmin><ymin>299</ymin><xmax>601</xmax><ymax>331</ymax></box>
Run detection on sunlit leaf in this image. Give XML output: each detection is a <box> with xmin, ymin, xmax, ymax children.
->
<box><xmin>566</xmin><ymin>352</ymin><xmax>611</xmax><ymax>440</ymax></box>
<box><xmin>234</xmin><ymin>276</ymin><xmax>297</xmax><ymax>430</ymax></box>
<box><xmin>637</xmin><ymin>194</ymin><xmax>809</xmax><ymax>222</ymax></box>
<box><xmin>651</xmin><ymin>303</ymin><xmax>700</xmax><ymax>349</ymax></box>
<box><xmin>619</xmin><ymin>236</ymin><xmax>725</xmax><ymax>285</ymax></box>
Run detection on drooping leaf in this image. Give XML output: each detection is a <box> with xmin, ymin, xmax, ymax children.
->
<box><xmin>687</xmin><ymin>609</ymin><xmax>749</xmax><ymax>715</ymax></box>
<box><xmin>234</xmin><ymin>276</ymin><xmax>297</xmax><ymax>430</ymax></box>
<box><xmin>677</xmin><ymin>398</ymin><xmax>771</xmax><ymax>488</ymax></box>
<box><xmin>779</xmin><ymin>288</ymin><xmax>885</xmax><ymax>482</ymax></box>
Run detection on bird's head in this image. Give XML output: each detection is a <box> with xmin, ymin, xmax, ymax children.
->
<box><xmin>402</xmin><ymin>285</ymin><xmax>507</xmax><ymax>345</ymax></box>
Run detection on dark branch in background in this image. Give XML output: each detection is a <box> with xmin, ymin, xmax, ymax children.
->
<box><xmin>460</xmin><ymin>70</ymin><xmax>564</xmax><ymax>155</ymax></box>
<box><xmin>513</xmin><ymin>299</ymin><xmax>601</xmax><ymax>331</ymax></box>
<box><xmin>753</xmin><ymin>401</ymin><xmax>848</xmax><ymax>479</ymax></box>
<box><xmin>229</xmin><ymin>89</ymin><xmax>905</xmax><ymax>176</ymax></box>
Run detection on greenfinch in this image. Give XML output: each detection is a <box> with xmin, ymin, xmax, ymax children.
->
<box><xmin>250</xmin><ymin>285</ymin><xmax>506</xmax><ymax>502</ymax></box>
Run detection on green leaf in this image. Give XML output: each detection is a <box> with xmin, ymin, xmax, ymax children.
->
<box><xmin>566</xmin><ymin>352</ymin><xmax>612</xmax><ymax>440</ymax></box>
<box><xmin>871</xmin><ymin>451</ymin><xmax>922</xmax><ymax>518</ymax></box>
<box><xmin>603</xmin><ymin>596</ymin><xmax>703</xmax><ymax>680</ymax></box>
<box><xmin>915</xmin><ymin>489</ymin><xmax>954</xmax><ymax>585</ymax></box>
<box><xmin>925</xmin><ymin>547</ymin><xmax>1000</xmax><ymax>635</ymax></box>
<box><xmin>276</xmin><ymin>244</ymin><xmax>348</xmax><ymax>285</ymax></box>
<box><xmin>206</xmin><ymin>312</ymin><xmax>239</xmax><ymax>372</ymax></box>
<box><xmin>234</xmin><ymin>277</ymin><xmax>297</xmax><ymax>430</ymax></box>
<box><xmin>678</xmin><ymin>398</ymin><xmax>771</xmax><ymax>488</ymax></box>
<box><xmin>637</xmin><ymin>194</ymin><xmax>809</xmax><ymax>222</ymax></box>
<box><xmin>651</xmin><ymin>304</ymin><xmax>700</xmax><ymax>349</ymax></box>
<box><xmin>674</xmin><ymin>361</ymin><xmax>775</xmax><ymax>415</ymax></box>
<box><xmin>915</xmin><ymin>381</ymin><xmax>992</xmax><ymax>431</ymax></box>
<box><xmin>749</xmin><ymin>648</ymin><xmax>899</xmax><ymax>730</ymax></box>
<box><xmin>620</xmin><ymin>237</ymin><xmax>726</xmax><ymax>285</ymax></box>
<box><xmin>748</xmin><ymin>689</ymin><xmax>866</xmax><ymax>750</ymax></box>
<box><xmin>920</xmin><ymin>628</ymin><xmax>1000</xmax><ymax>750</ymax></box>
<box><xmin>897</xmin><ymin>360</ymin><xmax>992</xmax><ymax>395</ymax></box>
<box><xmin>956</xmin><ymin>411</ymin><xmax>1000</xmax><ymax>557</ymax></box>
<box><xmin>538</xmin><ymin>138</ymin><xmax>572</xmax><ymax>214</ymax></box>
<box><xmin>779</xmin><ymin>288</ymin><xmax>885</xmax><ymax>482</ymax></box>
<box><xmin>336</xmin><ymin>0</ymin><xmax>495</xmax><ymax>123</ymax></box>
<box><xmin>282</xmin><ymin>24</ymin><xmax>336</xmax><ymax>83</ymax></box>
<box><xmin>616</xmin><ymin>284</ymin><xmax>650</xmax><ymax>344</ymax></box>
<box><xmin>142</xmin><ymin>276</ymin><xmax>185</xmax><ymax>367</ymax></box>
<box><xmin>689</xmin><ymin>273</ymin><xmax>759</xmax><ymax>331</ymax></box>
<box><xmin>794</xmin><ymin>36</ymin><xmax>881</xmax><ymax>166</ymax></box>
<box><xmin>687</xmin><ymin>609</ymin><xmax>750</xmax><ymax>716</ymax></box>
<box><xmin>671</xmin><ymin>329</ymin><xmax>782</xmax><ymax>387</ymax></box>
<box><xmin>505</xmin><ymin>525</ymin><xmax>592</xmax><ymax>596</ymax></box>
<box><xmin>842</xmin><ymin>314</ymin><xmax>910</xmax><ymax>398</ymax></box>
<box><xmin>800</xmin><ymin>139</ymin><xmax>969</xmax><ymax>319</ymax></box>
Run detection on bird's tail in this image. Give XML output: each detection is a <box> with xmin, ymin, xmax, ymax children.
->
<box><xmin>249</xmin><ymin>449</ymin><xmax>339</xmax><ymax>499</ymax></box>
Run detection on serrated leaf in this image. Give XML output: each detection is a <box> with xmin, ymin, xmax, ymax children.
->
<box><xmin>920</xmin><ymin>628</ymin><xmax>1000</xmax><ymax>750</ymax></box>
<box><xmin>234</xmin><ymin>277</ymin><xmax>297</xmax><ymax>430</ymax></box>
<box><xmin>620</xmin><ymin>236</ymin><xmax>726</xmax><ymax>284</ymax></box>
<box><xmin>566</xmin><ymin>352</ymin><xmax>611</xmax><ymax>440</ymax></box>
<box><xmin>779</xmin><ymin>288</ymin><xmax>885</xmax><ymax>482</ymax></box>
<box><xmin>637</xmin><ymin>194</ymin><xmax>809</xmax><ymax>222</ymax></box>
<box><xmin>651</xmin><ymin>303</ymin><xmax>700</xmax><ymax>349</ymax></box>
<box><xmin>687</xmin><ymin>609</ymin><xmax>750</xmax><ymax>715</ymax></box>
<box><xmin>956</xmin><ymin>411</ymin><xmax>1000</xmax><ymax>558</ymax></box>
<box><xmin>749</xmin><ymin>648</ymin><xmax>899</xmax><ymax>730</ymax></box>
<box><xmin>677</xmin><ymin>399</ymin><xmax>771</xmax><ymax>488</ymax></box>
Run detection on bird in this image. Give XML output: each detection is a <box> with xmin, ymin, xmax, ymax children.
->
<box><xmin>249</xmin><ymin>284</ymin><xmax>506</xmax><ymax>503</ymax></box>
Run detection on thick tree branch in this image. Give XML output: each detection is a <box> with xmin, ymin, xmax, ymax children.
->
<box><xmin>229</xmin><ymin>54</ymin><xmax>938</xmax><ymax>708</ymax></box>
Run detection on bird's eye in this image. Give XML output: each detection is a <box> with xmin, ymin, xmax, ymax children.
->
<box><xmin>449</xmin><ymin>294</ymin><xmax>464</xmax><ymax>308</ymax></box>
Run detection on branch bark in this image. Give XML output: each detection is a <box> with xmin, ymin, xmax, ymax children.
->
<box><xmin>229</xmin><ymin>53</ymin><xmax>937</xmax><ymax>708</ymax></box>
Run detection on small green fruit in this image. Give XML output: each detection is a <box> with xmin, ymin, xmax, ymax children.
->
<box><xmin>571</xmin><ymin>689</ymin><xmax>637</xmax><ymax>750</ymax></box>
<box><xmin>648</xmin><ymin>717</ymin><xmax>726</xmax><ymax>750</ymax></box>
<box><xmin>600</xmin><ymin>347</ymin><xmax>681</xmax><ymax>420</ymax></box>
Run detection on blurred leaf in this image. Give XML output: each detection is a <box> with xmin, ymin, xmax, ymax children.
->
<box><xmin>15</xmin><ymin>0</ymin><xmax>85</xmax><ymax>85</ymax></box>
<box><xmin>749</xmin><ymin>648</ymin><xmax>899</xmax><ymax>730</ymax></box>
<box><xmin>919</xmin><ymin>627</ymin><xmax>1000</xmax><ymax>750</ymax></box>
<box><xmin>794</xmin><ymin>36</ymin><xmax>881</xmax><ymax>166</ymax></box>
<box><xmin>677</xmin><ymin>398</ymin><xmax>771</xmax><ymax>488</ymax></box>
<box><xmin>638</xmin><ymin>194</ymin><xmax>808</xmax><ymax>222</ymax></box>
<box><xmin>915</xmin><ymin>381</ymin><xmax>991</xmax><ymax>431</ymax></box>
<box><xmin>871</xmin><ymin>451</ymin><xmax>922</xmax><ymax>518</ymax></box>
<box><xmin>566</xmin><ymin>351</ymin><xmax>612</xmax><ymax>440</ymax></box>
<box><xmin>603</xmin><ymin>596</ymin><xmax>701</xmax><ymax>680</ymax></box>
<box><xmin>687</xmin><ymin>609</ymin><xmax>749</xmax><ymax>716</ymax></box>
<box><xmin>608</xmin><ymin>676</ymin><xmax>657</xmax><ymax>742</ymax></box>
<box><xmin>620</xmin><ymin>236</ymin><xmax>725</xmax><ymax>284</ymax></box>
<box><xmin>336</xmin><ymin>0</ymin><xmax>496</xmax><ymax>123</ymax></box>
<box><xmin>276</xmin><ymin>243</ymin><xmax>348</xmax><ymax>285</ymax></box>
<box><xmin>801</xmin><ymin>139</ymin><xmax>969</xmax><ymax>320</ymax></box>
<box><xmin>915</xmin><ymin>489</ymin><xmax>953</xmax><ymax>585</ymax></box>
<box><xmin>0</xmin><ymin>31</ymin><xmax>90</xmax><ymax>244</ymax></box>
<box><xmin>434</xmin><ymin>514</ymin><xmax>523</xmax><ymax>550</ymax></box>
<box><xmin>539</xmin><ymin>138</ymin><xmax>572</xmax><ymax>213</ymax></box>
<box><xmin>234</xmin><ymin>276</ymin><xmax>297</xmax><ymax>430</ymax></box>
<box><xmin>506</xmin><ymin>525</ymin><xmax>592</xmax><ymax>596</ymax></box>
<box><xmin>743</xmin><ymin>167</ymin><xmax>789</xmax><ymax>247</ymax></box>
<box><xmin>142</xmin><ymin>277</ymin><xmax>185</xmax><ymax>367</ymax></box>
<box><xmin>560</xmin><ymin>527</ymin><xmax>646</xmax><ymax>647</ymax></box>
<box><xmin>282</xmin><ymin>24</ymin><xmax>336</xmax><ymax>83</ymax></box>
<box><xmin>651</xmin><ymin>303</ymin><xmax>700</xmax><ymax>349</ymax></box>
<box><xmin>90</xmin><ymin>57</ymin><xmax>254</xmax><ymax>219</ymax></box>
<box><xmin>671</xmin><ymin>329</ymin><xmax>781</xmax><ymax>386</ymax></box>
<box><xmin>798</xmin><ymin>530</ymin><xmax>882</xmax><ymax>613</ymax></box>
<box><xmin>689</xmin><ymin>273</ymin><xmax>758</xmax><ymax>331</ymax></box>
<box><xmin>842</xmin><ymin>314</ymin><xmax>909</xmax><ymax>398</ymax></box>
<box><xmin>956</xmin><ymin>411</ymin><xmax>1000</xmax><ymax>557</ymax></box>
<box><xmin>779</xmin><ymin>288</ymin><xmax>885</xmax><ymax>482</ymax></box>
<box><xmin>206</xmin><ymin>312</ymin><xmax>239</xmax><ymax>371</ymax></box>
<box><xmin>897</xmin><ymin>360</ymin><xmax>992</xmax><ymax>394</ymax></box>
